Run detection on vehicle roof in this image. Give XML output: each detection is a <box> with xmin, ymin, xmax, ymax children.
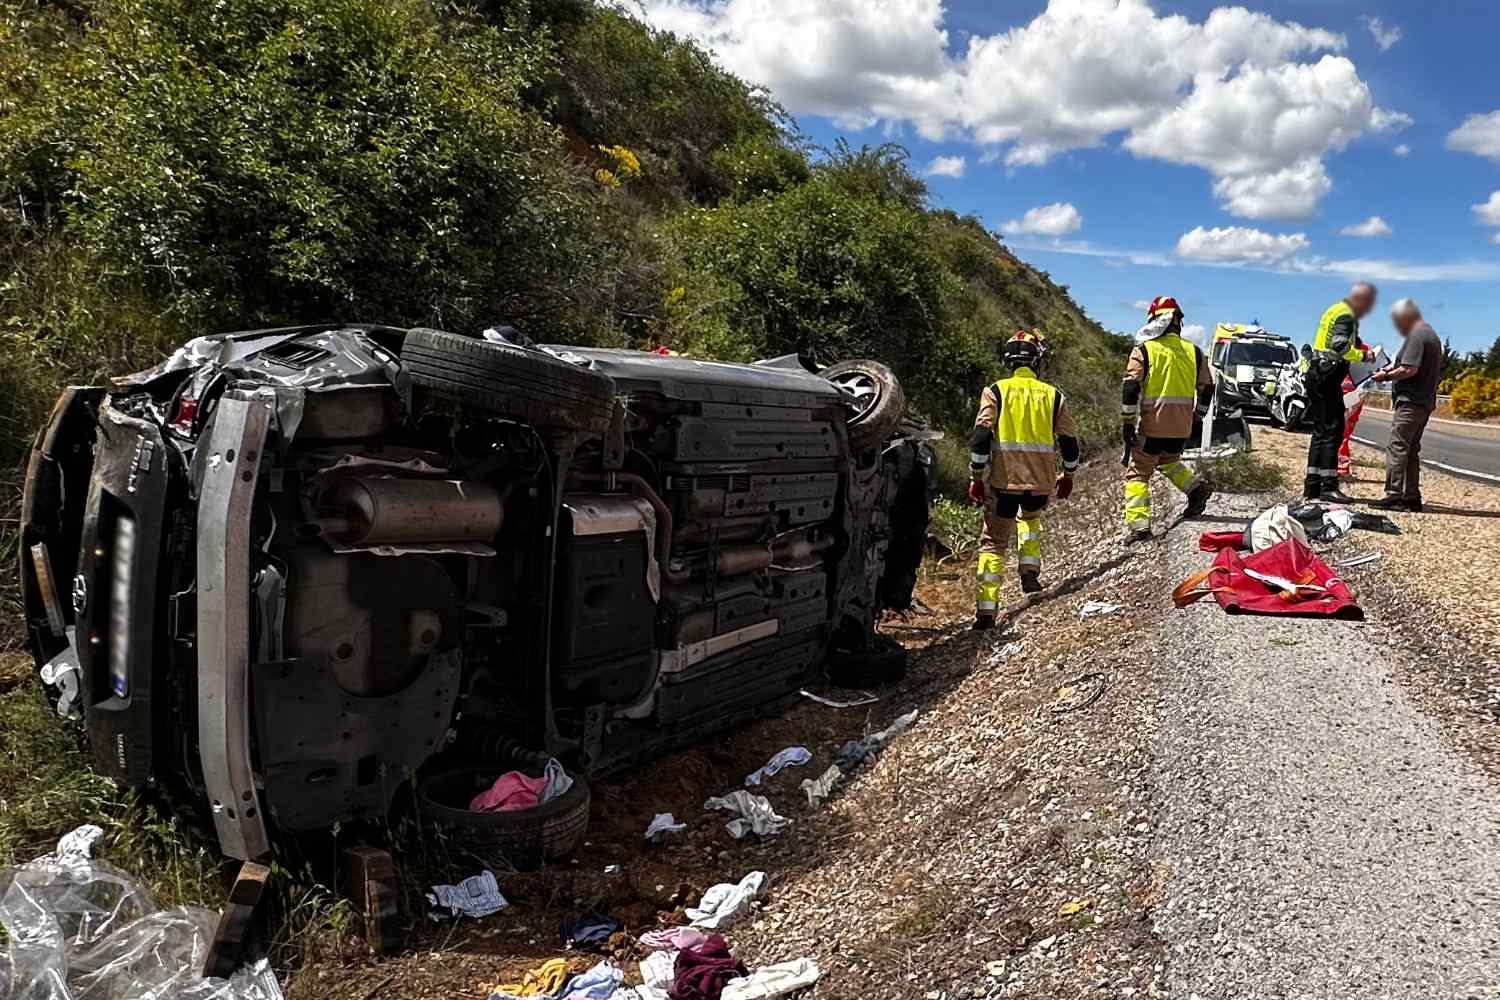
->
<box><xmin>547</xmin><ymin>347</ymin><xmax>844</xmax><ymax>400</ymax></box>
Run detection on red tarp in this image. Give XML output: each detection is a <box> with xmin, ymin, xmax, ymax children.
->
<box><xmin>1174</xmin><ymin>536</ymin><xmax>1362</xmax><ymax>619</ymax></box>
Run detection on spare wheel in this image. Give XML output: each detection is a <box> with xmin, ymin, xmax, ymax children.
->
<box><xmin>417</xmin><ymin>764</ymin><xmax>590</xmax><ymax>870</ymax></box>
<box><xmin>400</xmin><ymin>328</ymin><xmax>616</xmax><ymax>434</ymax></box>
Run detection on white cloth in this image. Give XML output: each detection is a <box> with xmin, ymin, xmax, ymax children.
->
<box><xmin>687</xmin><ymin>871</ymin><xmax>768</xmax><ymax>930</ymax></box>
<box><xmin>744</xmin><ymin>747</ymin><xmax>812</xmax><ymax>786</ymax></box>
<box><xmin>703</xmin><ymin>791</ymin><xmax>789</xmax><ymax>839</ymax></box>
<box><xmin>871</xmin><ymin>708</ymin><xmax>918</xmax><ymax>746</ymax></box>
<box><xmin>1321</xmin><ymin>508</ymin><xmax>1354</xmax><ymax>539</ymax></box>
<box><xmin>721</xmin><ymin>959</ymin><xmax>821</xmax><ymax>1000</ymax></box>
<box><xmin>1247</xmin><ymin>504</ymin><xmax>1308</xmax><ymax>552</ymax></box>
<box><xmin>55</xmin><ymin>824</ymin><xmax>103</xmax><ymax>861</ymax></box>
<box><xmin>540</xmin><ymin>757</ymin><xmax>574</xmax><ymax>803</ymax></box>
<box><xmin>1078</xmin><ymin>600</ymin><xmax>1122</xmax><ymax>618</ymax></box>
<box><xmin>799</xmin><ymin>766</ymin><xmax>842</xmax><ymax>808</ymax></box>
<box><xmin>1133</xmin><ymin>314</ymin><xmax>1175</xmax><ymax>343</ymax></box>
<box><xmin>631</xmin><ymin>950</ymin><xmax>678</xmax><ymax>1000</ymax></box>
<box><xmin>644</xmin><ymin>813</ymin><xmax>687</xmax><ymax>842</ymax></box>
<box><xmin>426</xmin><ymin>870</ymin><xmax>508</xmax><ymax>920</ymax></box>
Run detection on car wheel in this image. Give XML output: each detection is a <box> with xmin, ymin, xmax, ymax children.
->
<box><xmin>400</xmin><ymin>328</ymin><xmax>617</xmax><ymax>434</ymax></box>
<box><xmin>823</xmin><ymin>360</ymin><xmax>906</xmax><ymax>451</ymax></box>
<box><xmin>826</xmin><ymin>633</ymin><xmax>908</xmax><ymax>687</ymax></box>
<box><xmin>416</xmin><ymin>764</ymin><xmax>590</xmax><ymax>870</ymax></box>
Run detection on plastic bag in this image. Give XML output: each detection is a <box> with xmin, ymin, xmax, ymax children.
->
<box><xmin>0</xmin><ymin>827</ymin><xmax>279</xmax><ymax>1000</ymax></box>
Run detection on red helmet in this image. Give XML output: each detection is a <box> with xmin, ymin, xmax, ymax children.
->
<box><xmin>1147</xmin><ymin>296</ymin><xmax>1182</xmax><ymax>319</ymax></box>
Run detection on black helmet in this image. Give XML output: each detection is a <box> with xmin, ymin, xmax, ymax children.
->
<box><xmin>1003</xmin><ymin>330</ymin><xmax>1043</xmax><ymax>369</ymax></box>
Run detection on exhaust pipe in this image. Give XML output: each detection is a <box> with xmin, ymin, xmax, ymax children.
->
<box><xmin>311</xmin><ymin>477</ymin><xmax>503</xmax><ymax>545</ymax></box>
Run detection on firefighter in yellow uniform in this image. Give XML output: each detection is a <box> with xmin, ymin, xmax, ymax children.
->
<box><xmin>968</xmin><ymin>331</ymin><xmax>1080</xmax><ymax>630</ymax></box>
<box><xmin>1121</xmin><ymin>297</ymin><xmax>1214</xmax><ymax>543</ymax></box>
<box><xmin>1302</xmin><ymin>282</ymin><xmax>1375</xmax><ymax>500</ymax></box>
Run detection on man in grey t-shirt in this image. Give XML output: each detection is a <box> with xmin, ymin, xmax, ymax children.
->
<box><xmin>1372</xmin><ymin>298</ymin><xmax>1443</xmax><ymax>511</ymax></box>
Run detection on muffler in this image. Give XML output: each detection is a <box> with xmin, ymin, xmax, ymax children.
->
<box><xmin>312</xmin><ymin>477</ymin><xmax>503</xmax><ymax>545</ymax></box>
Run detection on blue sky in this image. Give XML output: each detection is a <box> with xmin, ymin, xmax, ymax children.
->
<box><xmin>643</xmin><ymin>0</ymin><xmax>1500</xmax><ymax>354</ymax></box>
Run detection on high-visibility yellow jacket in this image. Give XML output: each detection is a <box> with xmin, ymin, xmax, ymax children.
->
<box><xmin>1311</xmin><ymin>300</ymin><xmax>1365</xmax><ymax>363</ymax></box>
<box><xmin>971</xmin><ymin>366</ymin><xmax>1079</xmax><ymax>491</ymax></box>
<box><xmin>1122</xmin><ymin>334</ymin><xmax>1212</xmax><ymax>439</ymax></box>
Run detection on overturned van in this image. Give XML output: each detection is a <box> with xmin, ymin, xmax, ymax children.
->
<box><xmin>19</xmin><ymin>325</ymin><xmax>930</xmax><ymax>860</ymax></box>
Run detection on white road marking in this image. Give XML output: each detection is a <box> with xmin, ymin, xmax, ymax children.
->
<box><xmin>1351</xmin><ymin>435</ymin><xmax>1500</xmax><ymax>484</ymax></box>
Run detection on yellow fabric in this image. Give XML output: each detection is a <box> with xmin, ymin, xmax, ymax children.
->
<box><xmin>1160</xmin><ymin>459</ymin><xmax>1201</xmax><ymax>492</ymax></box>
<box><xmin>498</xmin><ymin>959</ymin><xmax>569</xmax><ymax>998</ymax></box>
<box><xmin>992</xmin><ymin>367</ymin><xmax>1059</xmax><ymax>447</ymax></box>
<box><xmin>1123</xmin><ymin>480</ymin><xmax>1152</xmax><ymax>529</ymax></box>
<box><xmin>1142</xmin><ymin>335</ymin><xmax>1199</xmax><ymax>404</ymax></box>
<box><xmin>1124</xmin><ymin>447</ymin><xmax>1200</xmax><ymax>527</ymax></box>
<box><xmin>1017</xmin><ymin>514</ymin><xmax>1043</xmax><ymax>569</ymax></box>
<box><xmin>975</xmin><ymin>551</ymin><xmax>1004</xmax><ymax>614</ymax></box>
<box><xmin>1313</xmin><ymin>301</ymin><xmax>1363</xmax><ymax>362</ymax></box>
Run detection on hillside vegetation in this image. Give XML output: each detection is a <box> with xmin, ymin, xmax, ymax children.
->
<box><xmin>0</xmin><ymin>0</ymin><xmax>1129</xmax><ymax>470</ymax></box>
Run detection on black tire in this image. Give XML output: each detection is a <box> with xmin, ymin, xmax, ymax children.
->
<box><xmin>823</xmin><ymin>360</ymin><xmax>906</xmax><ymax>451</ymax></box>
<box><xmin>400</xmin><ymin>328</ymin><xmax>617</xmax><ymax>434</ymax></box>
<box><xmin>826</xmin><ymin>633</ymin><xmax>908</xmax><ymax>687</ymax></box>
<box><xmin>417</xmin><ymin>765</ymin><xmax>590</xmax><ymax>870</ymax></box>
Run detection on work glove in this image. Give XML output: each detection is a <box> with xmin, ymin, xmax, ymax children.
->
<box><xmin>967</xmin><ymin>480</ymin><xmax>986</xmax><ymax>507</ymax></box>
<box><xmin>1055</xmin><ymin>474</ymin><xmax>1074</xmax><ymax>501</ymax></box>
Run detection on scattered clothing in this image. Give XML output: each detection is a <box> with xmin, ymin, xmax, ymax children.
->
<box><xmin>744</xmin><ymin>747</ymin><xmax>812</xmax><ymax>786</ymax></box>
<box><xmin>720</xmin><ymin>959</ymin><xmax>820</xmax><ymax>1000</ymax></box>
<box><xmin>799</xmin><ymin>689</ymin><xmax>878</xmax><ymax>709</ymax></box>
<box><xmin>563</xmin><ymin>961</ymin><xmax>625</xmax><ymax>1000</ymax></box>
<box><xmin>1173</xmin><ymin>537</ymin><xmax>1362</xmax><ymax>619</ymax></box>
<box><xmin>703</xmin><ymin>791</ymin><xmax>789</xmax><ymax>839</ymax></box>
<box><xmin>1078</xmin><ymin>600</ymin><xmax>1122</xmax><ymax>618</ymax></box>
<box><xmin>799</xmin><ymin>766</ymin><xmax>843</xmax><ymax>808</ymax></box>
<box><xmin>1317</xmin><ymin>507</ymin><xmax>1354</xmax><ymax>541</ymax></box>
<box><xmin>470</xmin><ymin>758</ymin><xmax>573</xmax><ymax>812</ymax></box>
<box><xmin>633</xmin><ymin>950</ymin><xmax>679</xmax><ymax>1000</ymax></box>
<box><xmin>1245</xmin><ymin>504</ymin><xmax>1309</xmax><ymax>552</ymax></box>
<box><xmin>670</xmin><ymin>934</ymin><xmax>747</xmax><ymax>1000</ymax></box>
<box><xmin>495</xmin><ymin>958</ymin><xmax>570</xmax><ymax>1000</ymax></box>
<box><xmin>985</xmin><ymin>641</ymin><xmax>1023</xmax><ymax>666</ymax></box>
<box><xmin>686</xmin><ymin>872</ymin><xmax>768</xmax><ymax>930</ymax></box>
<box><xmin>645</xmin><ymin>813</ymin><xmax>688</xmax><ymax>843</ymax></box>
<box><xmin>640</xmin><ymin>928</ymin><xmax>710</xmax><ymax>952</ymax></box>
<box><xmin>55</xmin><ymin>823</ymin><xmax>103</xmax><ymax>861</ymax></box>
<box><xmin>427</xmin><ymin>870</ymin><xmax>508</xmax><ymax>920</ymax></box>
<box><xmin>561</xmin><ymin>910</ymin><xmax>623</xmax><ymax>951</ymax></box>
<box><xmin>835</xmin><ymin>709</ymin><xmax>919</xmax><ymax>771</ymax></box>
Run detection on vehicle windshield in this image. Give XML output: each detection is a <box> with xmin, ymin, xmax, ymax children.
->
<box><xmin>1226</xmin><ymin>340</ymin><xmax>1296</xmax><ymax>367</ymax></box>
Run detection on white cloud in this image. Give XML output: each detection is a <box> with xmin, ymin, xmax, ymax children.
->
<box><xmin>1393</xmin><ymin>143</ymin><xmax>1410</xmax><ymax>157</ymax></box>
<box><xmin>924</xmin><ymin>154</ymin><xmax>966</xmax><ymax>177</ymax></box>
<box><xmin>1340</xmin><ymin>215</ymin><xmax>1392</xmax><ymax>237</ymax></box>
<box><xmin>1359</xmin><ymin>15</ymin><xmax>1402</xmax><ymax>51</ymax></box>
<box><xmin>1180</xmin><ymin>323</ymin><xmax>1208</xmax><ymax>345</ymax></box>
<box><xmin>1474</xmin><ymin>191</ymin><xmax>1500</xmax><ymax>227</ymax></box>
<box><xmin>641</xmin><ymin>0</ymin><xmax>1406</xmax><ymax>219</ymax></box>
<box><xmin>1448</xmin><ymin>111</ymin><xmax>1500</xmax><ymax>163</ymax></box>
<box><xmin>1130</xmin><ymin>299</ymin><xmax>1152</xmax><ymax>311</ymax></box>
<box><xmin>1210</xmin><ymin>160</ymin><xmax>1331</xmax><ymax>221</ymax></box>
<box><xmin>1003</xmin><ymin>202</ymin><xmax>1083</xmax><ymax>237</ymax></box>
<box><xmin>1175</xmin><ymin>225</ymin><xmax>1310</xmax><ymax>265</ymax></box>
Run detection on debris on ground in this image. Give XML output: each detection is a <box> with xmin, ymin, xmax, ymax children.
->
<box><xmin>494</xmin><ymin>958</ymin><xmax>570</xmax><ymax>999</ymax></box>
<box><xmin>671</xmin><ymin>934</ymin><xmax>746</xmax><ymax>1000</ymax></box>
<box><xmin>686</xmin><ymin>872</ymin><xmax>768</xmax><ymax>930</ymax></box>
<box><xmin>630</xmin><ymin>949</ymin><xmax>678</xmax><ymax>1000</ymax></box>
<box><xmin>1050</xmin><ymin>673</ymin><xmax>1108</xmax><ymax>714</ymax></box>
<box><xmin>1174</xmin><ymin>537</ymin><xmax>1362</xmax><ymax>618</ymax></box>
<box><xmin>560</xmin><ymin>911</ymin><xmax>623</xmax><ymax>950</ymax></box>
<box><xmin>428</xmin><ymin>870</ymin><xmax>509</xmax><ymax>920</ymax></box>
<box><xmin>559</xmin><ymin>959</ymin><xmax>623</xmax><ymax>999</ymax></box>
<box><xmin>1078</xmin><ymin>600</ymin><xmax>1123</xmax><ymax>618</ymax></box>
<box><xmin>986</xmin><ymin>641</ymin><xmax>1024</xmax><ymax>666</ymax></box>
<box><xmin>644</xmin><ymin>813</ymin><xmax>688</xmax><ymax>842</ymax></box>
<box><xmin>799</xmin><ymin>688</ymin><xmax>879</xmax><ymax>708</ymax></box>
<box><xmin>0</xmin><ymin>825</ymin><xmax>282</xmax><ymax>1000</ymax></box>
<box><xmin>1338</xmin><ymin>552</ymin><xmax>1383</xmax><ymax>568</ymax></box>
<box><xmin>470</xmin><ymin>758</ymin><xmax>574</xmax><ymax>812</ymax></box>
<box><xmin>641</xmin><ymin>928</ymin><xmax>710</xmax><ymax>952</ymax></box>
<box><xmin>833</xmin><ymin>708</ymin><xmax>919</xmax><ymax>770</ymax></box>
<box><xmin>720</xmin><ymin>957</ymin><xmax>820</xmax><ymax>1000</ymax></box>
<box><xmin>743</xmin><ymin>747</ymin><xmax>812</xmax><ymax>786</ymax></box>
<box><xmin>703</xmin><ymin>791</ymin><xmax>789</xmax><ymax>839</ymax></box>
<box><xmin>799</xmin><ymin>766</ymin><xmax>843</xmax><ymax>807</ymax></box>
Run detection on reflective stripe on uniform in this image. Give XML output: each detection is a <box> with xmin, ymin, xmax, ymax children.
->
<box><xmin>970</xmin><ymin>451</ymin><xmax>989</xmax><ymax>465</ymax></box>
<box><xmin>1018</xmin><ymin>514</ymin><xmax>1042</xmax><ymax>572</ymax></box>
<box><xmin>995</xmin><ymin>441</ymin><xmax>1055</xmax><ymax>453</ymax></box>
<box><xmin>1305</xmin><ymin>465</ymin><xmax>1339</xmax><ymax>478</ymax></box>
<box><xmin>1062</xmin><ymin>458</ymin><xmax>1079</xmax><ymax>471</ymax></box>
<box><xmin>1142</xmin><ymin>336</ymin><xmax>1200</xmax><ymax>409</ymax></box>
<box><xmin>1124</xmin><ymin>481</ymin><xmax>1152</xmax><ymax>528</ymax></box>
<box><xmin>976</xmin><ymin>551</ymin><xmax>1004</xmax><ymax>614</ymax></box>
<box><xmin>1143</xmin><ymin>394</ymin><xmax>1194</xmax><ymax>406</ymax></box>
<box><xmin>1159</xmin><ymin>461</ymin><xmax>1201</xmax><ymax>493</ymax></box>
<box><xmin>1120</xmin><ymin>403</ymin><xmax>1140</xmax><ymax>415</ymax></box>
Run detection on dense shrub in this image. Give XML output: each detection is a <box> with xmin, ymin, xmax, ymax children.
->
<box><xmin>1450</xmin><ymin>372</ymin><xmax>1500</xmax><ymax>419</ymax></box>
<box><xmin>0</xmin><ymin>0</ymin><xmax>1129</xmax><ymax>464</ymax></box>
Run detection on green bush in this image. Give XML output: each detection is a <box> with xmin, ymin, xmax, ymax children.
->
<box><xmin>1451</xmin><ymin>371</ymin><xmax>1500</xmax><ymax>419</ymax></box>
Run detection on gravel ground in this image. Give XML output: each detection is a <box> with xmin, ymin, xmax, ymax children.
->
<box><xmin>1151</xmin><ymin>488</ymin><xmax>1500</xmax><ymax>1000</ymax></box>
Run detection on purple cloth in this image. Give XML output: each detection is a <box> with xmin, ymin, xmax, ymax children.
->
<box><xmin>670</xmin><ymin>934</ymin><xmax>746</xmax><ymax>1000</ymax></box>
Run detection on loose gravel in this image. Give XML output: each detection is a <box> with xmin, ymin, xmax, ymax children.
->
<box><xmin>1152</xmin><ymin>490</ymin><xmax>1500</xmax><ymax>1000</ymax></box>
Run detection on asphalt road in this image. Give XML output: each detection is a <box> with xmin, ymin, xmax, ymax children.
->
<box><xmin>1151</xmin><ymin>492</ymin><xmax>1500</xmax><ymax>999</ymax></box>
<box><xmin>1353</xmin><ymin>407</ymin><xmax>1500</xmax><ymax>482</ymax></box>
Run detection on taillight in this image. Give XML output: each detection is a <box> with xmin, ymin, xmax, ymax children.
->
<box><xmin>108</xmin><ymin>514</ymin><xmax>135</xmax><ymax>697</ymax></box>
<box><xmin>172</xmin><ymin>396</ymin><xmax>199</xmax><ymax>434</ymax></box>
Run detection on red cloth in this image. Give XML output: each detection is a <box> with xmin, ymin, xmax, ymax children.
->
<box><xmin>1174</xmin><ymin>537</ymin><xmax>1361</xmax><ymax>619</ymax></box>
<box><xmin>1339</xmin><ymin>399</ymin><xmax>1363</xmax><ymax>477</ymax></box>
<box><xmin>1198</xmin><ymin>530</ymin><xmax>1246</xmax><ymax>552</ymax></box>
<box><xmin>469</xmin><ymin>771</ymin><xmax>546</xmax><ymax>812</ymax></box>
<box><xmin>670</xmin><ymin>934</ymin><xmax>746</xmax><ymax>1000</ymax></box>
